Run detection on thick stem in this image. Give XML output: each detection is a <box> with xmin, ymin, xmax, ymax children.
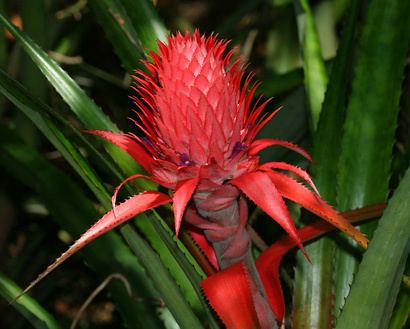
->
<box><xmin>191</xmin><ymin>189</ymin><xmax>278</xmax><ymax>329</ymax></box>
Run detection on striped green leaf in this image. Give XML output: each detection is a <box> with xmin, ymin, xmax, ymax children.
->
<box><xmin>88</xmin><ymin>0</ymin><xmax>145</xmax><ymax>72</ymax></box>
<box><xmin>0</xmin><ymin>128</ymin><xmax>164</xmax><ymax>329</ymax></box>
<box><xmin>336</xmin><ymin>166</ymin><xmax>410</xmax><ymax>329</ymax></box>
<box><xmin>334</xmin><ymin>0</ymin><xmax>410</xmax><ymax>317</ymax></box>
<box><xmin>294</xmin><ymin>0</ymin><xmax>328</xmax><ymax>130</ymax></box>
<box><xmin>292</xmin><ymin>2</ymin><xmax>361</xmax><ymax>327</ymax></box>
<box><xmin>0</xmin><ymin>273</ymin><xmax>61</xmax><ymax>329</ymax></box>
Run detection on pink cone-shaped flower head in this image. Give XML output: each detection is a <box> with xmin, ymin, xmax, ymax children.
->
<box><xmin>130</xmin><ymin>31</ymin><xmax>270</xmax><ymax>187</ymax></box>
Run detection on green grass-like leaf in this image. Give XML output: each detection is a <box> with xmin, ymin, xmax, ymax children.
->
<box><xmin>0</xmin><ymin>13</ymin><xmax>114</xmax><ymax>131</ymax></box>
<box><xmin>88</xmin><ymin>0</ymin><xmax>145</xmax><ymax>72</ymax></box>
<box><xmin>137</xmin><ymin>215</ymin><xmax>221</xmax><ymax>328</ymax></box>
<box><xmin>121</xmin><ymin>0</ymin><xmax>168</xmax><ymax>49</ymax></box>
<box><xmin>294</xmin><ymin>0</ymin><xmax>328</xmax><ymax>130</ymax></box>
<box><xmin>122</xmin><ymin>225</ymin><xmax>206</xmax><ymax>329</ymax></box>
<box><xmin>0</xmin><ymin>12</ymin><xmax>146</xmax><ymax>178</ymax></box>
<box><xmin>88</xmin><ymin>0</ymin><xmax>168</xmax><ymax>69</ymax></box>
<box><xmin>334</xmin><ymin>0</ymin><xmax>410</xmax><ymax>316</ymax></box>
<box><xmin>292</xmin><ymin>2</ymin><xmax>361</xmax><ymax>327</ymax></box>
<box><xmin>388</xmin><ymin>278</ymin><xmax>410</xmax><ymax>329</ymax></box>
<box><xmin>0</xmin><ymin>273</ymin><xmax>61</xmax><ymax>329</ymax></box>
<box><xmin>335</xmin><ymin>167</ymin><xmax>410</xmax><ymax>329</ymax></box>
<box><xmin>0</xmin><ymin>69</ymin><xmax>112</xmax><ymax>208</ymax></box>
<box><xmin>17</xmin><ymin>0</ymin><xmax>48</xmax><ymax>145</ymax></box>
<box><xmin>0</xmin><ymin>128</ymin><xmax>165</xmax><ymax>329</ymax></box>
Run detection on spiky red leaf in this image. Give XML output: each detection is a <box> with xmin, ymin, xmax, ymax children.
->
<box><xmin>17</xmin><ymin>191</ymin><xmax>171</xmax><ymax>299</ymax></box>
<box><xmin>248</xmin><ymin>138</ymin><xmax>312</xmax><ymax>162</ymax></box>
<box><xmin>258</xmin><ymin>162</ymin><xmax>319</xmax><ymax>194</ymax></box>
<box><xmin>188</xmin><ymin>228</ymin><xmax>219</xmax><ymax>270</ymax></box>
<box><xmin>173</xmin><ymin>178</ymin><xmax>199</xmax><ymax>237</ymax></box>
<box><xmin>84</xmin><ymin>130</ymin><xmax>153</xmax><ymax>171</ymax></box>
<box><xmin>256</xmin><ymin>220</ymin><xmax>341</xmax><ymax>321</ymax></box>
<box><xmin>266</xmin><ymin>171</ymin><xmax>368</xmax><ymax>248</ymax></box>
<box><xmin>230</xmin><ymin>171</ymin><xmax>305</xmax><ymax>253</ymax></box>
<box><xmin>111</xmin><ymin>174</ymin><xmax>154</xmax><ymax>215</ymax></box>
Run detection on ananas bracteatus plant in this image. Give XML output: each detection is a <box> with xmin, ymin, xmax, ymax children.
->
<box><xmin>21</xmin><ymin>31</ymin><xmax>368</xmax><ymax>329</ymax></box>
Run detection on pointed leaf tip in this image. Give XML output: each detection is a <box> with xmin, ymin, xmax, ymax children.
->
<box><xmin>267</xmin><ymin>171</ymin><xmax>369</xmax><ymax>249</ymax></box>
<box><xmin>84</xmin><ymin>130</ymin><xmax>153</xmax><ymax>171</ymax></box>
<box><xmin>230</xmin><ymin>171</ymin><xmax>305</xmax><ymax>252</ymax></box>
<box><xmin>259</xmin><ymin>162</ymin><xmax>319</xmax><ymax>195</ymax></box>
<box><xmin>249</xmin><ymin>138</ymin><xmax>313</xmax><ymax>162</ymax></box>
<box><xmin>173</xmin><ymin>178</ymin><xmax>199</xmax><ymax>237</ymax></box>
<box><xmin>111</xmin><ymin>174</ymin><xmax>153</xmax><ymax>216</ymax></box>
<box><xmin>188</xmin><ymin>228</ymin><xmax>219</xmax><ymax>270</ymax></box>
<box><xmin>18</xmin><ymin>191</ymin><xmax>171</xmax><ymax>299</ymax></box>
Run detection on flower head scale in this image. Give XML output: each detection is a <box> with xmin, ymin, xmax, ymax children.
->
<box><xmin>20</xmin><ymin>31</ymin><xmax>369</xmax><ymax>316</ymax></box>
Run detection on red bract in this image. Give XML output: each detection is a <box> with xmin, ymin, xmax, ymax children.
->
<box><xmin>21</xmin><ymin>31</ymin><xmax>369</xmax><ymax>328</ymax></box>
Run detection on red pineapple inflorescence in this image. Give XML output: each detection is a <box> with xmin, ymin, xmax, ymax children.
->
<box><xmin>20</xmin><ymin>31</ymin><xmax>369</xmax><ymax>329</ymax></box>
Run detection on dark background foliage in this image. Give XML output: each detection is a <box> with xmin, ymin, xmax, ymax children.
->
<box><xmin>0</xmin><ymin>0</ymin><xmax>409</xmax><ymax>328</ymax></box>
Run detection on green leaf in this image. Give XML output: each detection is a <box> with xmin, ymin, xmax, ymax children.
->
<box><xmin>0</xmin><ymin>128</ymin><xmax>165</xmax><ymax>329</ymax></box>
<box><xmin>0</xmin><ymin>12</ymin><xmax>147</xmax><ymax>179</ymax></box>
<box><xmin>313</xmin><ymin>1</ymin><xmax>338</xmax><ymax>60</ymax></box>
<box><xmin>292</xmin><ymin>2</ymin><xmax>361</xmax><ymax>328</ymax></box>
<box><xmin>16</xmin><ymin>0</ymin><xmax>48</xmax><ymax>145</ymax></box>
<box><xmin>138</xmin><ymin>215</ymin><xmax>221</xmax><ymax>328</ymax></box>
<box><xmin>19</xmin><ymin>0</ymin><xmax>48</xmax><ymax>101</ymax></box>
<box><xmin>0</xmin><ymin>69</ymin><xmax>111</xmax><ymax>208</ymax></box>
<box><xmin>121</xmin><ymin>0</ymin><xmax>168</xmax><ymax>49</ymax></box>
<box><xmin>294</xmin><ymin>0</ymin><xmax>328</xmax><ymax>131</ymax></box>
<box><xmin>292</xmin><ymin>238</ymin><xmax>334</xmax><ymax>329</ymax></box>
<box><xmin>89</xmin><ymin>0</ymin><xmax>167</xmax><ymax>72</ymax></box>
<box><xmin>0</xmin><ymin>273</ymin><xmax>61</xmax><ymax>329</ymax></box>
<box><xmin>334</xmin><ymin>0</ymin><xmax>410</xmax><ymax>316</ymax></box>
<box><xmin>0</xmin><ymin>13</ymin><xmax>114</xmax><ymax>131</ymax></box>
<box><xmin>388</xmin><ymin>274</ymin><xmax>410</xmax><ymax>329</ymax></box>
<box><xmin>335</xmin><ymin>166</ymin><xmax>410</xmax><ymax>329</ymax></box>
<box><xmin>336</xmin><ymin>1</ymin><xmax>410</xmax><ymax>211</ymax></box>
<box><xmin>88</xmin><ymin>0</ymin><xmax>145</xmax><ymax>72</ymax></box>
<box><xmin>122</xmin><ymin>225</ymin><xmax>205</xmax><ymax>329</ymax></box>
<box><xmin>311</xmin><ymin>0</ymin><xmax>360</xmax><ymax>199</ymax></box>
